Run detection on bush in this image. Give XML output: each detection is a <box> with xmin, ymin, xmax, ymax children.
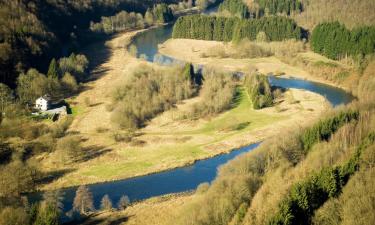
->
<box><xmin>187</xmin><ymin>69</ymin><xmax>236</xmax><ymax>118</ymax></box>
<box><xmin>244</xmin><ymin>73</ymin><xmax>273</xmax><ymax>109</ymax></box>
<box><xmin>56</xmin><ymin>136</ymin><xmax>83</xmax><ymax>163</ymax></box>
<box><xmin>111</xmin><ymin>65</ymin><xmax>196</xmax><ymax>129</ymax></box>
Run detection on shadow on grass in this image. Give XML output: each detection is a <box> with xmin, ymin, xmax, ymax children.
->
<box><xmin>38</xmin><ymin>168</ymin><xmax>76</xmax><ymax>185</ymax></box>
<box><xmin>74</xmin><ymin>145</ymin><xmax>113</xmax><ymax>163</ymax></box>
<box><xmin>68</xmin><ymin>213</ymin><xmax>131</xmax><ymax>225</ymax></box>
<box><xmin>231</xmin><ymin>87</ymin><xmax>245</xmax><ymax>109</ymax></box>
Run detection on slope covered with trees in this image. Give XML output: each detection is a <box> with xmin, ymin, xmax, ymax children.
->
<box><xmin>311</xmin><ymin>22</ymin><xmax>375</xmax><ymax>60</ymax></box>
<box><xmin>0</xmin><ymin>0</ymin><xmax>178</xmax><ymax>88</ymax></box>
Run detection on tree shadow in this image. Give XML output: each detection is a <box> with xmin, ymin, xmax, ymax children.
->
<box><xmin>67</xmin><ymin>213</ymin><xmax>131</xmax><ymax>225</ymax></box>
<box><xmin>37</xmin><ymin>168</ymin><xmax>76</xmax><ymax>185</ymax></box>
<box><xmin>74</xmin><ymin>145</ymin><xmax>112</xmax><ymax>163</ymax></box>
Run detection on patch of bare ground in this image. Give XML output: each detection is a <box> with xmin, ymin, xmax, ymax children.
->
<box><xmin>82</xmin><ymin>193</ymin><xmax>193</xmax><ymax>225</ymax></box>
<box><xmin>159</xmin><ymin>39</ymin><xmax>349</xmax><ymax>89</ymax></box>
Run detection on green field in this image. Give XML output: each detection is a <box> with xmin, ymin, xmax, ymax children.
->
<box><xmin>55</xmin><ymin>88</ymin><xmax>287</xmax><ymax>187</ymax></box>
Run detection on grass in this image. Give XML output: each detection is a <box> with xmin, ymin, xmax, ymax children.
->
<box><xmin>40</xmin><ymin>35</ymin><xmax>326</xmax><ymax>190</ymax></box>
<box><xmin>42</xmin><ymin>88</ymin><xmax>292</xmax><ymax>189</ymax></box>
<box><xmin>70</xmin><ymin>106</ymin><xmax>82</xmax><ymax>116</ymax></box>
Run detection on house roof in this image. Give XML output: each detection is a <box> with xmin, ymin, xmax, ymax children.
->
<box><xmin>37</xmin><ymin>95</ymin><xmax>51</xmax><ymax>102</ymax></box>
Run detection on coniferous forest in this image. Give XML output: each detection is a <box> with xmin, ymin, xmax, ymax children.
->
<box><xmin>172</xmin><ymin>15</ymin><xmax>302</xmax><ymax>42</ymax></box>
<box><xmin>311</xmin><ymin>22</ymin><xmax>375</xmax><ymax>60</ymax></box>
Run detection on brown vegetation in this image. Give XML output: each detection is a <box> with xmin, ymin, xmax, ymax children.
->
<box><xmin>110</xmin><ymin>64</ymin><xmax>196</xmax><ymax>129</ymax></box>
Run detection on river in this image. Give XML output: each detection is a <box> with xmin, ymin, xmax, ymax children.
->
<box><xmin>30</xmin><ymin>10</ymin><xmax>353</xmax><ymax>222</ymax></box>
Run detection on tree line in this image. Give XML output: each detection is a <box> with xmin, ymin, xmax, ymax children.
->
<box><xmin>311</xmin><ymin>22</ymin><xmax>375</xmax><ymax>60</ymax></box>
<box><xmin>256</xmin><ymin>0</ymin><xmax>302</xmax><ymax>16</ymax></box>
<box><xmin>218</xmin><ymin>0</ymin><xmax>250</xmax><ymax>18</ymax></box>
<box><xmin>90</xmin><ymin>4</ymin><xmax>174</xmax><ymax>34</ymax></box>
<box><xmin>217</xmin><ymin>0</ymin><xmax>303</xmax><ymax>18</ymax></box>
<box><xmin>172</xmin><ymin>15</ymin><xmax>303</xmax><ymax>42</ymax></box>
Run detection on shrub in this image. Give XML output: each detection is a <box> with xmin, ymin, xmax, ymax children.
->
<box><xmin>111</xmin><ymin>65</ymin><xmax>196</xmax><ymax>129</ymax></box>
<box><xmin>56</xmin><ymin>136</ymin><xmax>83</xmax><ymax>163</ymax></box>
<box><xmin>244</xmin><ymin>73</ymin><xmax>273</xmax><ymax>109</ymax></box>
<box><xmin>187</xmin><ymin>69</ymin><xmax>236</xmax><ymax>118</ymax></box>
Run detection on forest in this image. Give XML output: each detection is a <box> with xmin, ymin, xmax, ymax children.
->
<box><xmin>0</xmin><ymin>0</ymin><xmax>178</xmax><ymax>88</ymax></box>
<box><xmin>218</xmin><ymin>0</ymin><xmax>250</xmax><ymax>18</ymax></box>
<box><xmin>311</xmin><ymin>22</ymin><xmax>375</xmax><ymax>60</ymax></box>
<box><xmin>172</xmin><ymin>15</ymin><xmax>302</xmax><ymax>42</ymax></box>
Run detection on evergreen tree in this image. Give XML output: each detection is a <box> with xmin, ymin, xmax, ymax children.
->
<box><xmin>172</xmin><ymin>15</ymin><xmax>302</xmax><ymax>42</ymax></box>
<box><xmin>218</xmin><ymin>0</ymin><xmax>250</xmax><ymax>18</ymax></box>
<box><xmin>311</xmin><ymin>22</ymin><xmax>375</xmax><ymax>59</ymax></box>
<box><xmin>0</xmin><ymin>83</ymin><xmax>13</xmax><ymax>112</ymax></box>
<box><xmin>47</xmin><ymin>58</ymin><xmax>59</xmax><ymax>79</ymax></box>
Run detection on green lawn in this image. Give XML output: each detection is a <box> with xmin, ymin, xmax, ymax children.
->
<box><xmin>45</xmin><ymin>87</ymin><xmax>288</xmax><ymax>189</ymax></box>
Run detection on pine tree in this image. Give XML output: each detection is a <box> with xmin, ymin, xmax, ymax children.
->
<box><xmin>47</xmin><ymin>58</ymin><xmax>59</xmax><ymax>79</ymax></box>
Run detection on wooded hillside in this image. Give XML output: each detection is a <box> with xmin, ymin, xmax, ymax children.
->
<box><xmin>0</xmin><ymin>0</ymin><xmax>178</xmax><ymax>88</ymax></box>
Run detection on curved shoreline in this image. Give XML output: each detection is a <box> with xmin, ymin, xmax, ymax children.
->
<box><xmin>158</xmin><ymin>38</ymin><xmax>352</xmax><ymax>92</ymax></box>
<box><xmin>40</xmin><ymin>26</ymin><xmax>343</xmax><ymax>191</ymax></box>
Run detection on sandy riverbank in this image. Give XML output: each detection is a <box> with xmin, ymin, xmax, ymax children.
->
<box><xmin>159</xmin><ymin>38</ymin><xmax>350</xmax><ymax>90</ymax></box>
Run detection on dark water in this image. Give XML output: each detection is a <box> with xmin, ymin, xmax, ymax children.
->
<box><xmin>33</xmin><ymin>143</ymin><xmax>260</xmax><ymax>219</ymax></box>
<box><xmin>132</xmin><ymin>25</ymin><xmax>354</xmax><ymax>107</ymax></box>
<box><xmin>31</xmin><ymin>11</ymin><xmax>353</xmax><ymax>221</ymax></box>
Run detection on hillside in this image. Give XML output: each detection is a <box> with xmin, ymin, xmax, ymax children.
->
<box><xmin>0</xmin><ymin>0</ymin><xmax>374</xmax><ymax>225</ymax></box>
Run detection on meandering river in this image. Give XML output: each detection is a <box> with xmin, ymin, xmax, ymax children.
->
<box><xmin>30</xmin><ymin>11</ymin><xmax>353</xmax><ymax>221</ymax></box>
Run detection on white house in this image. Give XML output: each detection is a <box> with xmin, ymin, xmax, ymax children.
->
<box><xmin>35</xmin><ymin>95</ymin><xmax>51</xmax><ymax>111</ymax></box>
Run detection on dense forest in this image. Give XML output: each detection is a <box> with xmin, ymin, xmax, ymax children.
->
<box><xmin>218</xmin><ymin>0</ymin><xmax>250</xmax><ymax>18</ymax></box>
<box><xmin>311</xmin><ymin>22</ymin><xmax>375</xmax><ymax>60</ymax></box>
<box><xmin>172</xmin><ymin>15</ymin><xmax>302</xmax><ymax>42</ymax></box>
<box><xmin>219</xmin><ymin>0</ymin><xmax>302</xmax><ymax>18</ymax></box>
<box><xmin>256</xmin><ymin>0</ymin><xmax>302</xmax><ymax>16</ymax></box>
<box><xmin>0</xmin><ymin>0</ymin><xmax>178</xmax><ymax>88</ymax></box>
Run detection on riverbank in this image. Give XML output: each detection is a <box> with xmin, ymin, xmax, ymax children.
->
<box><xmin>81</xmin><ymin>192</ymin><xmax>193</xmax><ymax>225</ymax></box>
<box><xmin>39</xmin><ymin>29</ymin><xmax>328</xmax><ymax>191</ymax></box>
<box><xmin>159</xmin><ymin>39</ymin><xmax>351</xmax><ymax>91</ymax></box>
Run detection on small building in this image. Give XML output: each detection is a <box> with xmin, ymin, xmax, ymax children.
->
<box><xmin>35</xmin><ymin>95</ymin><xmax>51</xmax><ymax>111</ymax></box>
